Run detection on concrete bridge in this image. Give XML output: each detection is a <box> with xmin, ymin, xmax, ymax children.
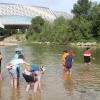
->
<box><xmin>0</xmin><ymin>3</ymin><xmax>56</xmax><ymax>29</ymax></box>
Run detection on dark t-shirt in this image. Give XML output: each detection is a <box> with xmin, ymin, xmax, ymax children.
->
<box><xmin>65</xmin><ymin>55</ymin><xmax>73</xmax><ymax>69</ymax></box>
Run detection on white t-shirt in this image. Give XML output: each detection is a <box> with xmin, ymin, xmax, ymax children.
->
<box><xmin>10</xmin><ymin>59</ymin><xmax>24</xmax><ymax>69</ymax></box>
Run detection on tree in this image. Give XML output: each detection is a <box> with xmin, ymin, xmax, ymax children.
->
<box><xmin>26</xmin><ymin>16</ymin><xmax>45</xmax><ymax>40</ymax></box>
<box><xmin>72</xmin><ymin>0</ymin><xmax>92</xmax><ymax>19</ymax></box>
<box><xmin>68</xmin><ymin>17</ymin><xmax>93</xmax><ymax>42</ymax></box>
<box><xmin>89</xmin><ymin>3</ymin><xmax>100</xmax><ymax>40</ymax></box>
<box><xmin>31</xmin><ymin>16</ymin><xmax>45</xmax><ymax>33</ymax></box>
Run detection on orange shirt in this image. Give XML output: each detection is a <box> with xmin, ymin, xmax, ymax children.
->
<box><xmin>62</xmin><ymin>53</ymin><xmax>69</xmax><ymax>65</ymax></box>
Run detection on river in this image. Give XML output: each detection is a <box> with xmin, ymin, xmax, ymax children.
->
<box><xmin>0</xmin><ymin>44</ymin><xmax>100</xmax><ymax>100</ymax></box>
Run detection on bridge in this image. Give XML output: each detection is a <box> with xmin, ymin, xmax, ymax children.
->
<box><xmin>0</xmin><ymin>3</ymin><xmax>56</xmax><ymax>29</ymax></box>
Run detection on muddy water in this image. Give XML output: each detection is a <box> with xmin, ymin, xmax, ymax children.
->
<box><xmin>0</xmin><ymin>44</ymin><xmax>100</xmax><ymax>100</ymax></box>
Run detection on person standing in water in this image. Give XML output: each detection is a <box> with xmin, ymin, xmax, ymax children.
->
<box><xmin>64</xmin><ymin>50</ymin><xmax>74</xmax><ymax>75</ymax></box>
<box><xmin>0</xmin><ymin>52</ymin><xmax>2</xmax><ymax>81</ymax></box>
<box><xmin>62</xmin><ymin>50</ymin><xmax>69</xmax><ymax>71</ymax></box>
<box><xmin>6</xmin><ymin>55</ymin><xmax>25</xmax><ymax>88</ymax></box>
<box><xmin>83</xmin><ymin>47</ymin><xmax>94</xmax><ymax>65</ymax></box>
<box><xmin>13</xmin><ymin>48</ymin><xmax>25</xmax><ymax>86</ymax></box>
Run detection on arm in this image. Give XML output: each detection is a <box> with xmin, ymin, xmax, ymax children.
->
<box><xmin>6</xmin><ymin>63</ymin><xmax>13</xmax><ymax>69</ymax></box>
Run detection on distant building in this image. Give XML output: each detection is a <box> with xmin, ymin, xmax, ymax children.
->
<box><xmin>0</xmin><ymin>3</ymin><xmax>72</xmax><ymax>29</ymax></box>
<box><xmin>53</xmin><ymin>11</ymin><xmax>73</xmax><ymax>19</ymax></box>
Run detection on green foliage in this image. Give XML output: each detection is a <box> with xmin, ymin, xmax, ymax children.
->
<box><xmin>72</xmin><ymin>0</ymin><xmax>92</xmax><ymax>19</ymax></box>
<box><xmin>26</xmin><ymin>2</ymin><xmax>100</xmax><ymax>44</ymax></box>
<box><xmin>89</xmin><ymin>3</ymin><xmax>100</xmax><ymax>41</ymax></box>
<box><xmin>31</xmin><ymin>16</ymin><xmax>45</xmax><ymax>33</ymax></box>
<box><xmin>0</xmin><ymin>28</ymin><xmax>18</xmax><ymax>36</ymax></box>
<box><xmin>68</xmin><ymin>17</ymin><xmax>93</xmax><ymax>41</ymax></box>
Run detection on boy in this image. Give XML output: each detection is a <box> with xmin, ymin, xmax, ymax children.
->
<box><xmin>64</xmin><ymin>50</ymin><xmax>74</xmax><ymax>75</ymax></box>
<box><xmin>62</xmin><ymin>50</ymin><xmax>69</xmax><ymax>70</ymax></box>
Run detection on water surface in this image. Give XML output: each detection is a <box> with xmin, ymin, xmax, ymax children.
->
<box><xmin>0</xmin><ymin>44</ymin><xmax>100</xmax><ymax>100</ymax></box>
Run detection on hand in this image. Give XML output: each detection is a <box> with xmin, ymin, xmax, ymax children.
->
<box><xmin>6</xmin><ymin>64</ymin><xmax>12</xmax><ymax>69</ymax></box>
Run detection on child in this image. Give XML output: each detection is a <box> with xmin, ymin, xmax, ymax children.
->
<box><xmin>62</xmin><ymin>50</ymin><xmax>69</xmax><ymax>70</ymax></box>
<box><xmin>6</xmin><ymin>55</ymin><xmax>25</xmax><ymax>88</ymax></box>
<box><xmin>64</xmin><ymin>50</ymin><xmax>74</xmax><ymax>75</ymax></box>
<box><xmin>22</xmin><ymin>64</ymin><xmax>46</xmax><ymax>92</ymax></box>
<box><xmin>83</xmin><ymin>47</ymin><xmax>94</xmax><ymax>65</ymax></box>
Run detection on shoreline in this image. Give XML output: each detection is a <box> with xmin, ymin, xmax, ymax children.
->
<box><xmin>0</xmin><ymin>35</ymin><xmax>99</xmax><ymax>48</ymax></box>
<box><xmin>69</xmin><ymin>42</ymin><xmax>99</xmax><ymax>48</ymax></box>
<box><xmin>0</xmin><ymin>41</ymin><xmax>19</xmax><ymax>46</ymax></box>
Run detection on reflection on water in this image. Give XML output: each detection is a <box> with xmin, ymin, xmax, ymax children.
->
<box><xmin>24</xmin><ymin>92</ymin><xmax>41</xmax><ymax>100</ymax></box>
<box><xmin>62</xmin><ymin>71</ymin><xmax>74</xmax><ymax>96</ymax></box>
<box><xmin>10</xmin><ymin>88</ymin><xmax>20</xmax><ymax>100</ymax></box>
<box><xmin>34</xmin><ymin>92</ymin><xmax>41</xmax><ymax>100</ymax></box>
<box><xmin>0</xmin><ymin>44</ymin><xmax>100</xmax><ymax>100</ymax></box>
<box><xmin>0</xmin><ymin>82</ymin><xmax>2</xmax><ymax>99</ymax></box>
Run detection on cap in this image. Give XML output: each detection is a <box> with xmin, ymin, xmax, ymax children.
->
<box><xmin>69</xmin><ymin>50</ymin><xmax>74</xmax><ymax>54</ymax></box>
<box><xmin>15</xmin><ymin>48</ymin><xmax>22</xmax><ymax>51</ymax></box>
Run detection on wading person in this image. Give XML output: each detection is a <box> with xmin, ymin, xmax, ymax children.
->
<box><xmin>64</xmin><ymin>50</ymin><xmax>74</xmax><ymax>75</ymax></box>
<box><xmin>62</xmin><ymin>50</ymin><xmax>69</xmax><ymax>71</ymax></box>
<box><xmin>22</xmin><ymin>64</ymin><xmax>46</xmax><ymax>93</ymax></box>
<box><xmin>83</xmin><ymin>47</ymin><xmax>94</xmax><ymax>65</ymax></box>
<box><xmin>6</xmin><ymin>55</ymin><xmax>25</xmax><ymax>88</ymax></box>
<box><xmin>13</xmin><ymin>48</ymin><xmax>25</xmax><ymax>86</ymax></box>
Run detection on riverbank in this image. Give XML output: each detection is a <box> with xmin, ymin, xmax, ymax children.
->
<box><xmin>0</xmin><ymin>34</ymin><xmax>26</xmax><ymax>46</ymax></box>
<box><xmin>70</xmin><ymin>42</ymin><xmax>100</xmax><ymax>48</ymax></box>
<box><xmin>0</xmin><ymin>34</ymin><xmax>100</xmax><ymax>48</ymax></box>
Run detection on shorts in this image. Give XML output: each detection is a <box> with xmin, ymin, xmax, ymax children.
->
<box><xmin>84</xmin><ymin>56</ymin><xmax>91</xmax><ymax>63</ymax></box>
<box><xmin>35</xmin><ymin>74</ymin><xmax>41</xmax><ymax>81</ymax></box>
<box><xmin>9</xmin><ymin>69</ymin><xmax>17</xmax><ymax>79</ymax></box>
<box><xmin>66</xmin><ymin>66</ymin><xmax>72</xmax><ymax>70</ymax></box>
<box><xmin>22</xmin><ymin>73</ymin><xmax>36</xmax><ymax>83</ymax></box>
<box><xmin>16</xmin><ymin>67</ymin><xmax>20</xmax><ymax>78</ymax></box>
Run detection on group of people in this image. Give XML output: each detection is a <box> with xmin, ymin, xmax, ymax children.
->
<box><xmin>62</xmin><ymin>47</ymin><xmax>94</xmax><ymax>75</ymax></box>
<box><xmin>0</xmin><ymin>46</ymin><xmax>93</xmax><ymax>93</ymax></box>
<box><xmin>6</xmin><ymin>48</ymin><xmax>46</xmax><ymax>93</ymax></box>
<box><xmin>62</xmin><ymin>49</ymin><xmax>74</xmax><ymax>75</ymax></box>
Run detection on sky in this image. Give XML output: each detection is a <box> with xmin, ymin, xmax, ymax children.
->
<box><xmin>0</xmin><ymin>0</ymin><xmax>100</xmax><ymax>13</ymax></box>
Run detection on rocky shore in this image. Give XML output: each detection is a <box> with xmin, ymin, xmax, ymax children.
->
<box><xmin>0</xmin><ymin>35</ymin><xmax>25</xmax><ymax>46</ymax></box>
<box><xmin>0</xmin><ymin>35</ymin><xmax>99</xmax><ymax>48</ymax></box>
<box><xmin>70</xmin><ymin>42</ymin><xmax>98</xmax><ymax>47</ymax></box>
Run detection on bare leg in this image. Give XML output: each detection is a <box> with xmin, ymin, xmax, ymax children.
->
<box><xmin>38</xmin><ymin>80</ymin><xmax>41</xmax><ymax>91</ymax></box>
<box><xmin>34</xmin><ymin>81</ymin><xmax>39</xmax><ymax>93</ymax></box>
<box><xmin>14</xmin><ymin>79</ymin><xmax>17</xmax><ymax>89</ymax></box>
<box><xmin>0</xmin><ymin>74</ymin><xmax>3</xmax><ymax>81</ymax></box>
<box><xmin>11</xmin><ymin>78</ymin><xmax>14</xmax><ymax>87</ymax></box>
<box><xmin>26</xmin><ymin>83</ymin><xmax>30</xmax><ymax>92</ymax></box>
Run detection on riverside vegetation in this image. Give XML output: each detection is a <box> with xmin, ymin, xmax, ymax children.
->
<box><xmin>0</xmin><ymin>0</ymin><xmax>100</xmax><ymax>45</ymax></box>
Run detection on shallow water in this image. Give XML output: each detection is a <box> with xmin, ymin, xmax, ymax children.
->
<box><xmin>0</xmin><ymin>44</ymin><xmax>100</xmax><ymax>100</ymax></box>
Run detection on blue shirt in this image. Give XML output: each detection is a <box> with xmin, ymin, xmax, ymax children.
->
<box><xmin>65</xmin><ymin>55</ymin><xmax>73</xmax><ymax>68</ymax></box>
<box><xmin>30</xmin><ymin>64</ymin><xmax>40</xmax><ymax>72</ymax></box>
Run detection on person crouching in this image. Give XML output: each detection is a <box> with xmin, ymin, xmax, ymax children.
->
<box><xmin>22</xmin><ymin>64</ymin><xmax>46</xmax><ymax>93</ymax></box>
